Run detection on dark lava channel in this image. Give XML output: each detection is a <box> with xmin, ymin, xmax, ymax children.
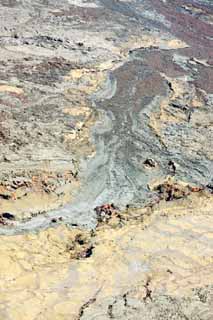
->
<box><xmin>93</xmin><ymin>60</ymin><xmax>170</xmax><ymax>206</ymax></box>
<box><xmin>8</xmin><ymin>50</ymin><xmax>213</xmax><ymax>234</ymax></box>
<box><xmin>92</xmin><ymin>57</ymin><xmax>213</xmax><ymax>206</ymax></box>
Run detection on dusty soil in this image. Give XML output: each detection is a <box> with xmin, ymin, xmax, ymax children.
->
<box><xmin>0</xmin><ymin>191</ymin><xmax>213</xmax><ymax>319</ymax></box>
<box><xmin>0</xmin><ymin>0</ymin><xmax>213</xmax><ymax>318</ymax></box>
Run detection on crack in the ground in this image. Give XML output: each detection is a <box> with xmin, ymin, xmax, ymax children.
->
<box><xmin>143</xmin><ymin>277</ymin><xmax>153</xmax><ymax>303</ymax></box>
<box><xmin>77</xmin><ymin>287</ymin><xmax>102</xmax><ymax>320</ymax></box>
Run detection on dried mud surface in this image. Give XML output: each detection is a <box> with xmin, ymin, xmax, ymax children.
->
<box><xmin>0</xmin><ymin>0</ymin><xmax>213</xmax><ymax>319</ymax></box>
<box><xmin>1</xmin><ymin>191</ymin><xmax>213</xmax><ymax>320</ymax></box>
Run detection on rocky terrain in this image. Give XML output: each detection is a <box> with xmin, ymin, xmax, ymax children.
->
<box><xmin>0</xmin><ymin>0</ymin><xmax>212</xmax><ymax>319</ymax></box>
<box><xmin>1</xmin><ymin>190</ymin><xmax>213</xmax><ymax>319</ymax></box>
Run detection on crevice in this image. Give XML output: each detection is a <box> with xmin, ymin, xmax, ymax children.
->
<box><xmin>143</xmin><ymin>278</ymin><xmax>152</xmax><ymax>302</ymax></box>
<box><xmin>107</xmin><ymin>303</ymin><xmax>115</xmax><ymax>319</ymax></box>
<box><xmin>78</xmin><ymin>297</ymin><xmax>96</xmax><ymax>319</ymax></box>
<box><xmin>77</xmin><ymin>287</ymin><xmax>102</xmax><ymax>319</ymax></box>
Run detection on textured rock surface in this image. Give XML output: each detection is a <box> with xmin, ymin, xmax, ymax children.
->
<box><xmin>0</xmin><ymin>0</ymin><xmax>212</xmax><ymax>228</ymax></box>
<box><xmin>0</xmin><ymin>192</ymin><xmax>213</xmax><ymax>319</ymax></box>
<box><xmin>0</xmin><ymin>0</ymin><xmax>213</xmax><ymax>319</ymax></box>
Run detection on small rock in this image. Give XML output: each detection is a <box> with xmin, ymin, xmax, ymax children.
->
<box><xmin>144</xmin><ymin>158</ymin><xmax>157</xmax><ymax>168</ymax></box>
<box><xmin>80</xmin><ymin>245</ymin><xmax>94</xmax><ymax>259</ymax></box>
<box><xmin>2</xmin><ymin>212</ymin><xmax>15</xmax><ymax>220</ymax></box>
<box><xmin>168</xmin><ymin>160</ymin><xmax>176</xmax><ymax>175</ymax></box>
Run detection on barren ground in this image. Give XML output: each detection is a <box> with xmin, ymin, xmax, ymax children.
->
<box><xmin>0</xmin><ymin>0</ymin><xmax>212</xmax><ymax>319</ymax></box>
